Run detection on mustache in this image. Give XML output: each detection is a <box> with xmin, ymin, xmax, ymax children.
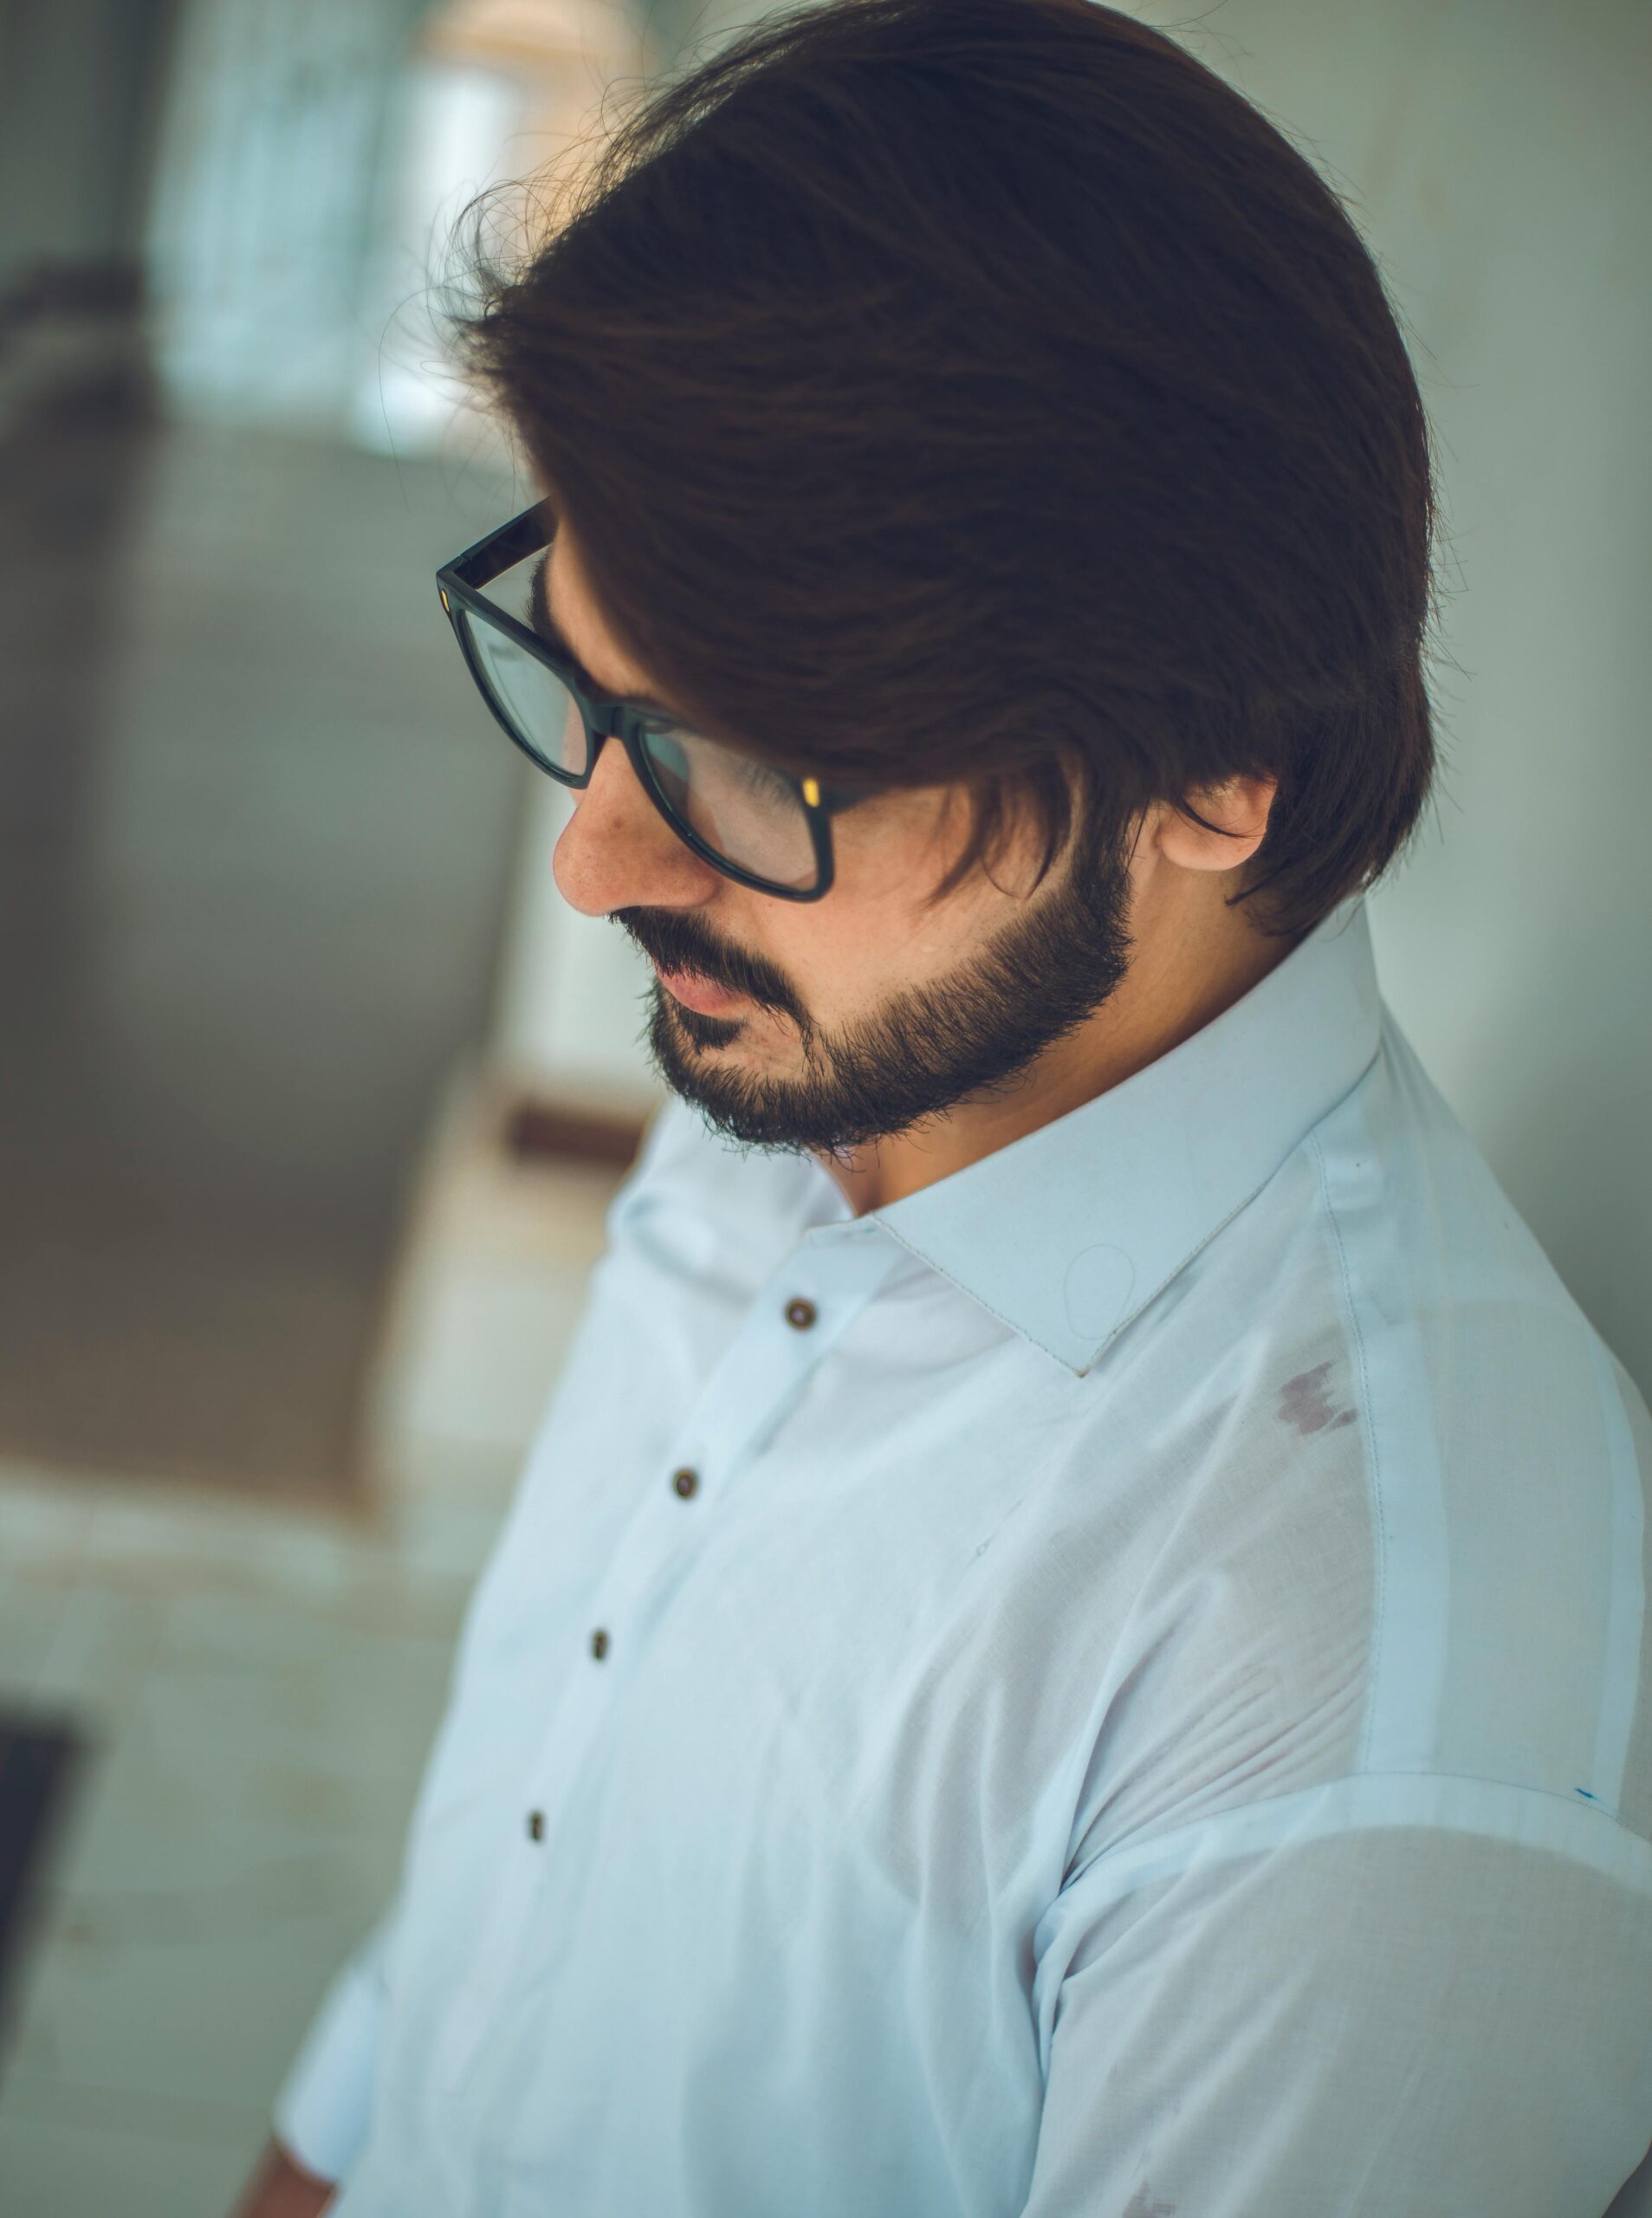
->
<box><xmin>619</xmin><ymin>912</ymin><xmax>776</xmax><ymax>1004</ymax></box>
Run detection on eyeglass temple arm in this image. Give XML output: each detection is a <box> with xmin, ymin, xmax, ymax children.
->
<box><xmin>443</xmin><ymin>503</ymin><xmax>554</xmax><ymax>591</ymax></box>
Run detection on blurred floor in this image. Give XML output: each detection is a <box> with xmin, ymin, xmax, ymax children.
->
<box><xmin>0</xmin><ymin>1090</ymin><xmax>625</xmax><ymax>2217</ymax></box>
<box><xmin>0</xmin><ymin>402</ymin><xmax>528</xmax><ymax>1499</ymax></box>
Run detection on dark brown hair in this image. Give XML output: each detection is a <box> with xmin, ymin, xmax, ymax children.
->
<box><xmin>448</xmin><ymin>0</ymin><xmax>1444</xmax><ymax>938</ymax></box>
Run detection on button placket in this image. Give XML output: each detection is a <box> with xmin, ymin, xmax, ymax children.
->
<box><xmin>438</xmin><ymin>1223</ymin><xmax>901</xmax><ymax>2098</ymax></box>
<box><xmin>436</xmin><ymin>1810</ymin><xmax>567</xmax><ymax>2090</ymax></box>
<box><xmin>688</xmin><ymin>1226</ymin><xmax>901</xmax><ymax>1484</ymax></box>
<box><xmin>514</xmin><ymin>1226</ymin><xmax>899</xmax><ymax>1819</ymax></box>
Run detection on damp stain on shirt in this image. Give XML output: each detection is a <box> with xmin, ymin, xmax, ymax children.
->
<box><xmin>1276</xmin><ymin>1359</ymin><xmax>1358</xmax><ymax>1436</ymax></box>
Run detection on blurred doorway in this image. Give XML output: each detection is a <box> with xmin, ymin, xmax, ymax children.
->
<box><xmin>0</xmin><ymin>0</ymin><xmax>645</xmax><ymax>1501</ymax></box>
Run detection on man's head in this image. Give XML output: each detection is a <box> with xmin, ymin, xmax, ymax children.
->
<box><xmin>449</xmin><ymin>0</ymin><xmax>1439</xmax><ymax>1184</ymax></box>
<box><xmin>544</xmin><ymin>512</ymin><xmax>1278</xmax><ymax>1171</ymax></box>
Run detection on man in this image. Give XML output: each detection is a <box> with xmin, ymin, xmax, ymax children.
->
<box><xmin>231</xmin><ymin>1</ymin><xmax>1652</xmax><ymax>2210</ymax></box>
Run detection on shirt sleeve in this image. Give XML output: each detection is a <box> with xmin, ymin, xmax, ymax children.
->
<box><xmin>270</xmin><ymin>1897</ymin><xmax>400</xmax><ymax>2186</ymax></box>
<box><xmin>1020</xmin><ymin>1797</ymin><xmax>1652</xmax><ymax>2217</ymax></box>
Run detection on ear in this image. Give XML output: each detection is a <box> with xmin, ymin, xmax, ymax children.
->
<box><xmin>1155</xmin><ymin>773</ymin><xmax>1278</xmax><ymax>872</ymax></box>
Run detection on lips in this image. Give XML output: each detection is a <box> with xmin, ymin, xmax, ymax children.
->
<box><xmin>654</xmin><ymin>963</ymin><xmax>746</xmax><ymax>1015</ymax></box>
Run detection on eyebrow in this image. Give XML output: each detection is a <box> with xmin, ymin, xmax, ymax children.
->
<box><xmin>528</xmin><ymin>549</ymin><xmax>685</xmax><ymax>721</ymax></box>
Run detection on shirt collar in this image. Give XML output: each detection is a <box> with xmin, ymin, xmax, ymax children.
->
<box><xmin>826</xmin><ymin>892</ymin><xmax>1382</xmax><ymax>1376</ymax></box>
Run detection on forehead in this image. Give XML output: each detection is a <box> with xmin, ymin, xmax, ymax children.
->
<box><xmin>537</xmin><ymin>522</ymin><xmax>582</xmax><ymax>644</ymax></box>
<box><xmin>540</xmin><ymin>517</ymin><xmax>611</xmax><ymax>658</ymax></box>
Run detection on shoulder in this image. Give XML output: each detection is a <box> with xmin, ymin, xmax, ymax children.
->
<box><xmin>1068</xmin><ymin>1019</ymin><xmax>1652</xmax><ymax>1863</ymax></box>
<box><xmin>1309</xmin><ymin>1020</ymin><xmax>1652</xmax><ymax>1836</ymax></box>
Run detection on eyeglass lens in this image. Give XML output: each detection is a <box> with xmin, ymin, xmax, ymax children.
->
<box><xmin>457</xmin><ymin>598</ymin><xmax>820</xmax><ymax>892</ymax></box>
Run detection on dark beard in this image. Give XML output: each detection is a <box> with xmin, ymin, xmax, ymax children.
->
<box><xmin>621</xmin><ymin>823</ymin><xmax>1138</xmax><ymax>1160</ymax></box>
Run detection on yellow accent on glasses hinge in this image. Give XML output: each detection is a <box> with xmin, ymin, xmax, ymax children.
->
<box><xmin>439</xmin><ymin>589</ymin><xmax>450</xmax><ymax>611</ymax></box>
<box><xmin>801</xmin><ymin>777</ymin><xmax>820</xmax><ymax>807</ymax></box>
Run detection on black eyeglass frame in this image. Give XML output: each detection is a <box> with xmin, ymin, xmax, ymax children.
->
<box><xmin>436</xmin><ymin>502</ymin><xmax>867</xmax><ymax>902</ymax></box>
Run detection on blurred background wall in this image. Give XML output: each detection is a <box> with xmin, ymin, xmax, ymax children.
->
<box><xmin>0</xmin><ymin>2</ymin><xmax>1646</xmax><ymax>2212</ymax></box>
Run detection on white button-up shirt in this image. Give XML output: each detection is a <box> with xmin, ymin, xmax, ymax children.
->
<box><xmin>275</xmin><ymin>892</ymin><xmax>1652</xmax><ymax>2216</ymax></box>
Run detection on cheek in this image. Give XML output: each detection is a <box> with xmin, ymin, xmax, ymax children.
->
<box><xmin>800</xmin><ymin>898</ymin><xmax>999</xmax><ymax>1015</ymax></box>
<box><xmin>830</xmin><ymin>789</ymin><xmax>959</xmax><ymax>908</ymax></box>
<box><xmin>806</xmin><ymin>790</ymin><xmax>1002</xmax><ymax>994</ymax></box>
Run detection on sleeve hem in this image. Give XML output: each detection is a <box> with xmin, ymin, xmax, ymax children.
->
<box><xmin>270</xmin><ymin>1945</ymin><xmax>387</xmax><ymax>2187</ymax></box>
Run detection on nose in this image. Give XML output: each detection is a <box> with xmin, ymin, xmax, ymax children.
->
<box><xmin>551</xmin><ymin>735</ymin><xmax>722</xmax><ymax>918</ymax></box>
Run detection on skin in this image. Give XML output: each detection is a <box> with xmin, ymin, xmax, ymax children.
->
<box><xmin>225</xmin><ymin>2136</ymin><xmax>335</xmax><ymax>2216</ymax></box>
<box><xmin>547</xmin><ymin>518</ymin><xmax>1299</xmax><ymax>1217</ymax></box>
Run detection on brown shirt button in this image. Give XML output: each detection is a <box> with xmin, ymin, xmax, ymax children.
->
<box><xmin>526</xmin><ymin>1809</ymin><xmax>544</xmax><ymax>1841</ymax></box>
<box><xmin>785</xmin><ymin>1297</ymin><xmax>817</xmax><ymax>1330</ymax></box>
<box><xmin>671</xmin><ymin>1466</ymin><xmax>699</xmax><ymax>1499</ymax></box>
<box><xmin>590</xmin><ymin>1627</ymin><xmax>609</xmax><ymax>1660</ymax></box>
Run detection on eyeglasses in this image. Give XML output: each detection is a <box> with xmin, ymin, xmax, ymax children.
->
<box><xmin>435</xmin><ymin>503</ymin><xmax>869</xmax><ymax>900</ymax></box>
